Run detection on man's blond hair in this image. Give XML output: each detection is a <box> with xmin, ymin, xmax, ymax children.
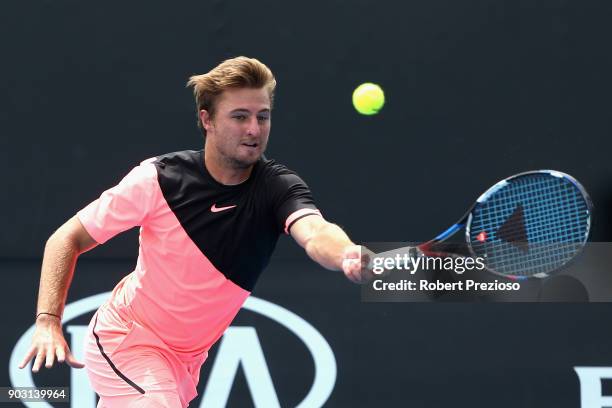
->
<box><xmin>187</xmin><ymin>56</ymin><xmax>276</xmax><ymax>136</ymax></box>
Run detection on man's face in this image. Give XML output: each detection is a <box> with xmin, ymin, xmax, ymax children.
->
<box><xmin>202</xmin><ymin>87</ymin><xmax>271</xmax><ymax>169</ymax></box>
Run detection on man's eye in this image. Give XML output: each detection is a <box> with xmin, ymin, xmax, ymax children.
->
<box><xmin>257</xmin><ymin>116</ymin><xmax>270</xmax><ymax>122</ymax></box>
<box><xmin>233</xmin><ymin>115</ymin><xmax>247</xmax><ymax>121</ymax></box>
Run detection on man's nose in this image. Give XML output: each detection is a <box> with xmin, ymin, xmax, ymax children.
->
<box><xmin>246</xmin><ymin>117</ymin><xmax>261</xmax><ymax>136</ymax></box>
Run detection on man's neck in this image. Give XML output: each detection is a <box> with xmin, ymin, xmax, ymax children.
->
<box><xmin>204</xmin><ymin>148</ymin><xmax>253</xmax><ymax>186</ymax></box>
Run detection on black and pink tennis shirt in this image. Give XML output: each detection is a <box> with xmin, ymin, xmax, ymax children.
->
<box><xmin>77</xmin><ymin>149</ymin><xmax>322</xmax><ymax>359</ymax></box>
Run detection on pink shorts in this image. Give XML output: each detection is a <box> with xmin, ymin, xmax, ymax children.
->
<box><xmin>84</xmin><ymin>304</ymin><xmax>207</xmax><ymax>408</ymax></box>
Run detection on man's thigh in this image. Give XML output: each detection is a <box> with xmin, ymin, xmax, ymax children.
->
<box><xmin>84</xmin><ymin>311</ymin><xmax>185</xmax><ymax>407</ymax></box>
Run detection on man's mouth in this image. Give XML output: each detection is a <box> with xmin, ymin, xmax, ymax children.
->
<box><xmin>241</xmin><ymin>142</ymin><xmax>259</xmax><ymax>148</ymax></box>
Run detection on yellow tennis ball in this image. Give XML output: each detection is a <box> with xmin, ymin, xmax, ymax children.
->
<box><xmin>352</xmin><ymin>83</ymin><xmax>385</xmax><ymax>115</ymax></box>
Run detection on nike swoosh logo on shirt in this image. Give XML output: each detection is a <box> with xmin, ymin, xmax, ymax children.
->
<box><xmin>210</xmin><ymin>203</ymin><xmax>237</xmax><ymax>213</ymax></box>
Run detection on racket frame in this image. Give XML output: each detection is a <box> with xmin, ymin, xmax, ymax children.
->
<box><xmin>420</xmin><ymin>170</ymin><xmax>593</xmax><ymax>279</ymax></box>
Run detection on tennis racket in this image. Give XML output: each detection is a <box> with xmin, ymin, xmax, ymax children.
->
<box><xmin>374</xmin><ymin>170</ymin><xmax>592</xmax><ymax>279</ymax></box>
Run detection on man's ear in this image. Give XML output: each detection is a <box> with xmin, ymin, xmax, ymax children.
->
<box><xmin>199</xmin><ymin>110</ymin><xmax>213</xmax><ymax>132</ymax></box>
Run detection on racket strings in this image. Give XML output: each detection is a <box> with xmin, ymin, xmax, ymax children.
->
<box><xmin>474</xmin><ymin>182</ymin><xmax>587</xmax><ymax>240</ymax></box>
<box><xmin>475</xmin><ymin>178</ymin><xmax>586</xmax><ymax>242</ymax></box>
<box><xmin>469</xmin><ymin>174</ymin><xmax>590</xmax><ymax>277</ymax></box>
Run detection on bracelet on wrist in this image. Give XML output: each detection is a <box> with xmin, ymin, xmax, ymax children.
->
<box><xmin>36</xmin><ymin>312</ymin><xmax>62</xmax><ymax>321</ymax></box>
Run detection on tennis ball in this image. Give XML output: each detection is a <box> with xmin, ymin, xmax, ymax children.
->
<box><xmin>352</xmin><ymin>83</ymin><xmax>385</xmax><ymax>115</ymax></box>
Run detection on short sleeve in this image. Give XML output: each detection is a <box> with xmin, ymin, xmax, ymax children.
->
<box><xmin>269</xmin><ymin>172</ymin><xmax>322</xmax><ymax>234</ymax></box>
<box><xmin>77</xmin><ymin>159</ymin><xmax>159</xmax><ymax>244</ymax></box>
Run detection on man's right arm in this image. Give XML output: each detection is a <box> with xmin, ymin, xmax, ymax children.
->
<box><xmin>19</xmin><ymin>215</ymin><xmax>98</xmax><ymax>372</ymax></box>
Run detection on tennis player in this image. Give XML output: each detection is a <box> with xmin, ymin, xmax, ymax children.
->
<box><xmin>19</xmin><ymin>56</ymin><xmax>369</xmax><ymax>407</ymax></box>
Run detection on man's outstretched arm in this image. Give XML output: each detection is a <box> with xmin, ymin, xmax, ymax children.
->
<box><xmin>19</xmin><ymin>215</ymin><xmax>98</xmax><ymax>372</ymax></box>
<box><xmin>290</xmin><ymin>215</ymin><xmax>371</xmax><ymax>283</ymax></box>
